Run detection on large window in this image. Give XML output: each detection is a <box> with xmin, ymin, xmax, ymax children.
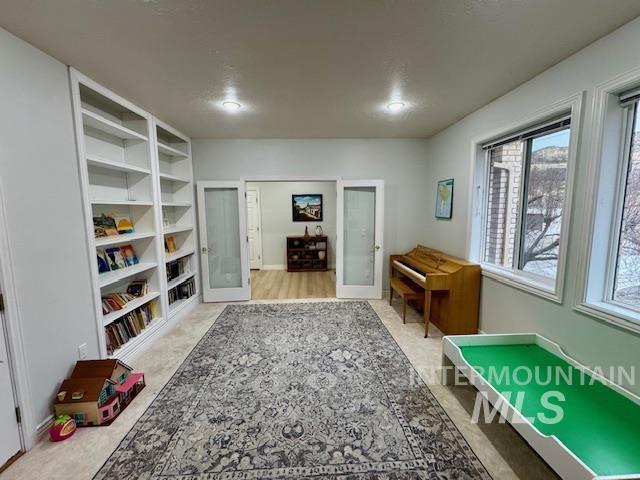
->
<box><xmin>612</xmin><ymin>102</ymin><xmax>640</xmax><ymax>308</ymax></box>
<box><xmin>577</xmin><ymin>80</ymin><xmax>640</xmax><ymax>331</ymax></box>
<box><xmin>481</xmin><ymin>117</ymin><xmax>571</xmax><ymax>286</ymax></box>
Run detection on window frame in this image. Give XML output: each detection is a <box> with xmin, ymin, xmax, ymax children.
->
<box><xmin>467</xmin><ymin>93</ymin><xmax>583</xmax><ymax>303</ymax></box>
<box><xmin>605</xmin><ymin>102</ymin><xmax>638</xmax><ymax>313</ymax></box>
<box><xmin>575</xmin><ymin>68</ymin><xmax>640</xmax><ymax>334</ymax></box>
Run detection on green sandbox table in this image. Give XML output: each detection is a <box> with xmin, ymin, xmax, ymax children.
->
<box><xmin>460</xmin><ymin>344</ymin><xmax>640</xmax><ymax>477</ymax></box>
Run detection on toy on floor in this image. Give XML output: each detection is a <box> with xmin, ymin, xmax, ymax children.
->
<box><xmin>54</xmin><ymin>359</ymin><xmax>145</xmax><ymax>427</ymax></box>
<box><xmin>49</xmin><ymin>415</ymin><xmax>77</xmax><ymax>442</ymax></box>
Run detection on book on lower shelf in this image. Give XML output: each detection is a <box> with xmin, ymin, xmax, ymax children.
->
<box><xmin>166</xmin><ymin>259</ymin><xmax>185</xmax><ymax>282</ymax></box>
<box><xmin>105</xmin><ymin>299</ymin><xmax>159</xmax><ymax>354</ymax></box>
<box><xmin>101</xmin><ymin>279</ymin><xmax>150</xmax><ymax>314</ymax></box>
<box><xmin>168</xmin><ymin>277</ymin><xmax>196</xmax><ymax>306</ymax></box>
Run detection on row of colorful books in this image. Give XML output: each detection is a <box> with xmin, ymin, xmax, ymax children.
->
<box><xmin>101</xmin><ymin>280</ymin><xmax>150</xmax><ymax>314</ymax></box>
<box><xmin>94</xmin><ymin>213</ymin><xmax>134</xmax><ymax>238</ymax></box>
<box><xmin>168</xmin><ymin>277</ymin><xmax>196</xmax><ymax>305</ymax></box>
<box><xmin>97</xmin><ymin>245</ymin><xmax>139</xmax><ymax>274</ymax></box>
<box><xmin>105</xmin><ymin>300</ymin><xmax>158</xmax><ymax>354</ymax></box>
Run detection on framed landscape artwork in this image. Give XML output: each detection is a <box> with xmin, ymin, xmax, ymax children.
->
<box><xmin>435</xmin><ymin>179</ymin><xmax>454</xmax><ymax>219</ymax></box>
<box><xmin>292</xmin><ymin>194</ymin><xmax>323</xmax><ymax>221</ymax></box>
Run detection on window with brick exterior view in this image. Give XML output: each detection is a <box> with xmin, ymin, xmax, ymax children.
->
<box><xmin>482</xmin><ymin>124</ymin><xmax>571</xmax><ymax>283</ymax></box>
<box><xmin>483</xmin><ymin>141</ymin><xmax>523</xmax><ymax>268</ymax></box>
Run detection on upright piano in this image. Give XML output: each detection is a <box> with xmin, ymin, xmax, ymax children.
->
<box><xmin>390</xmin><ymin>245</ymin><xmax>480</xmax><ymax>337</ymax></box>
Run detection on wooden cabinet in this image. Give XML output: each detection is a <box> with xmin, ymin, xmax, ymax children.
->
<box><xmin>287</xmin><ymin>236</ymin><xmax>328</xmax><ymax>272</ymax></box>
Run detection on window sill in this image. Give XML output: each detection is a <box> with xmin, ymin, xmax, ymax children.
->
<box><xmin>574</xmin><ymin>301</ymin><xmax>640</xmax><ymax>335</ymax></box>
<box><xmin>480</xmin><ymin>265</ymin><xmax>561</xmax><ymax>304</ymax></box>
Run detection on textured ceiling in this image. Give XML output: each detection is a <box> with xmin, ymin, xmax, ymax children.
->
<box><xmin>1</xmin><ymin>1</ymin><xmax>640</xmax><ymax>138</ymax></box>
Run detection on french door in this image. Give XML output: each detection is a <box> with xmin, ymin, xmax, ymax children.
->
<box><xmin>336</xmin><ymin>180</ymin><xmax>384</xmax><ymax>299</ymax></box>
<box><xmin>197</xmin><ymin>181</ymin><xmax>250</xmax><ymax>302</ymax></box>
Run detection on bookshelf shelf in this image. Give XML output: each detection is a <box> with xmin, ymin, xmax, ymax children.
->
<box><xmin>71</xmin><ymin>69</ymin><xmax>199</xmax><ymax>360</ymax></box>
<box><xmin>159</xmin><ymin>172</ymin><xmax>191</xmax><ymax>183</ymax></box>
<box><xmin>87</xmin><ymin>155</ymin><xmax>151</xmax><ymax>175</ymax></box>
<box><xmin>168</xmin><ymin>296</ymin><xmax>197</xmax><ymax>314</ymax></box>
<box><xmin>157</xmin><ymin>141</ymin><xmax>188</xmax><ymax>158</ymax></box>
<box><xmin>102</xmin><ymin>291</ymin><xmax>161</xmax><ymax>327</ymax></box>
<box><xmin>95</xmin><ymin>231</ymin><xmax>156</xmax><ymax>247</ymax></box>
<box><xmin>165</xmin><ymin>248</ymin><xmax>195</xmax><ymax>263</ymax></box>
<box><xmin>91</xmin><ymin>199</ymin><xmax>154</xmax><ymax>206</ymax></box>
<box><xmin>82</xmin><ymin>108</ymin><xmax>148</xmax><ymax>141</ymax></box>
<box><xmin>167</xmin><ymin>271</ymin><xmax>195</xmax><ymax>290</ymax></box>
<box><xmin>163</xmin><ymin>225</ymin><xmax>193</xmax><ymax>235</ymax></box>
<box><xmin>99</xmin><ymin>262</ymin><xmax>158</xmax><ymax>288</ymax></box>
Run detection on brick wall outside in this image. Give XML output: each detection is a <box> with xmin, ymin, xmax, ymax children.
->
<box><xmin>484</xmin><ymin>141</ymin><xmax>523</xmax><ymax>267</ymax></box>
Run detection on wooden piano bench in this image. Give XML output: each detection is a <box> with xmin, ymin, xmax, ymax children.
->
<box><xmin>389</xmin><ymin>276</ymin><xmax>425</xmax><ymax>324</ymax></box>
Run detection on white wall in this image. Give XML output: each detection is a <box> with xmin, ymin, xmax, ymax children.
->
<box><xmin>247</xmin><ymin>181</ymin><xmax>336</xmax><ymax>268</ymax></box>
<box><xmin>424</xmin><ymin>18</ymin><xmax>640</xmax><ymax>394</ymax></box>
<box><xmin>193</xmin><ymin>139</ymin><xmax>431</xmax><ymax>284</ymax></box>
<box><xmin>0</xmin><ymin>28</ymin><xmax>98</xmax><ymax>439</ymax></box>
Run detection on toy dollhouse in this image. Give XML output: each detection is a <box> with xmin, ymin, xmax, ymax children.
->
<box><xmin>54</xmin><ymin>359</ymin><xmax>145</xmax><ymax>426</ymax></box>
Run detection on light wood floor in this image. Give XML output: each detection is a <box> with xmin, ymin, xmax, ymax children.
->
<box><xmin>251</xmin><ymin>269</ymin><xmax>336</xmax><ymax>299</ymax></box>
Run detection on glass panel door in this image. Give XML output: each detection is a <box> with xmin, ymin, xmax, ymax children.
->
<box><xmin>197</xmin><ymin>181</ymin><xmax>250</xmax><ymax>302</ymax></box>
<box><xmin>336</xmin><ymin>180</ymin><xmax>384</xmax><ymax>298</ymax></box>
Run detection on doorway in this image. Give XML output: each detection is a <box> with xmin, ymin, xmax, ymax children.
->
<box><xmin>246</xmin><ymin>180</ymin><xmax>336</xmax><ymax>300</ymax></box>
<box><xmin>197</xmin><ymin>178</ymin><xmax>384</xmax><ymax>302</ymax></box>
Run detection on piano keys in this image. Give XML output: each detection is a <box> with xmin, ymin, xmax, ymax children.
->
<box><xmin>390</xmin><ymin>245</ymin><xmax>480</xmax><ymax>337</ymax></box>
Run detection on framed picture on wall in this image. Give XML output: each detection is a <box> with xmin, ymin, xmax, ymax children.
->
<box><xmin>435</xmin><ymin>179</ymin><xmax>454</xmax><ymax>219</ymax></box>
<box><xmin>292</xmin><ymin>194</ymin><xmax>323</xmax><ymax>221</ymax></box>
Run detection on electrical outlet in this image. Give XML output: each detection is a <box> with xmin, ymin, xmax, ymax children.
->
<box><xmin>78</xmin><ymin>343</ymin><xmax>88</xmax><ymax>360</ymax></box>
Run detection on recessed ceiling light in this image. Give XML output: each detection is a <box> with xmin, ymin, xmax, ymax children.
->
<box><xmin>222</xmin><ymin>101</ymin><xmax>241</xmax><ymax>112</ymax></box>
<box><xmin>386</xmin><ymin>101</ymin><xmax>405</xmax><ymax>113</ymax></box>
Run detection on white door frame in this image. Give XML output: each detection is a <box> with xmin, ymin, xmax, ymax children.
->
<box><xmin>240</xmin><ymin>176</ymin><xmax>341</xmax><ymax>276</ymax></box>
<box><xmin>336</xmin><ymin>179</ymin><xmax>385</xmax><ymax>299</ymax></box>
<box><xmin>246</xmin><ymin>186</ymin><xmax>263</xmax><ymax>270</ymax></box>
<box><xmin>197</xmin><ymin>181</ymin><xmax>251</xmax><ymax>302</ymax></box>
<box><xmin>0</xmin><ymin>181</ymin><xmax>31</xmax><ymax>450</ymax></box>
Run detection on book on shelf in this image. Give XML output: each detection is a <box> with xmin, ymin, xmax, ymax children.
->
<box><xmin>127</xmin><ymin>279</ymin><xmax>149</xmax><ymax>297</ymax></box>
<box><xmin>102</xmin><ymin>292</ymin><xmax>135</xmax><ymax>314</ymax></box>
<box><xmin>93</xmin><ymin>213</ymin><xmax>118</xmax><ymax>238</ymax></box>
<box><xmin>101</xmin><ymin>280</ymin><xmax>150</xmax><ymax>314</ymax></box>
<box><xmin>168</xmin><ymin>277</ymin><xmax>196</xmax><ymax>305</ymax></box>
<box><xmin>105</xmin><ymin>247</ymin><xmax>127</xmax><ymax>270</ymax></box>
<box><xmin>98</xmin><ymin>244</ymin><xmax>139</xmax><ymax>273</ymax></box>
<box><xmin>120</xmin><ymin>244</ymin><xmax>139</xmax><ymax>266</ymax></box>
<box><xmin>166</xmin><ymin>259</ymin><xmax>185</xmax><ymax>282</ymax></box>
<box><xmin>115</xmin><ymin>214</ymin><xmax>135</xmax><ymax>234</ymax></box>
<box><xmin>97</xmin><ymin>249</ymin><xmax>110</xmax><ymax>274</ymax></box>
<box><xmin>105</xmin><ymin>300</ymin><xmax>157</xmax><ymax>354</ymax></box>
<box><xmin>165</xmin><ymin>235</ymin><xmax>177</xmax><ymax>254</ymax></box>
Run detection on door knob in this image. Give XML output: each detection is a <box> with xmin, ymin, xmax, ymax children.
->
<box><xmin>201</xmin><ymin>246</ymin><xmax>209</xmax><ymax>254</ymax></box>
<box><xmin>375</xmin><ymin>245</ymin><xmax>381</xmax><ymax>251</ymax></box>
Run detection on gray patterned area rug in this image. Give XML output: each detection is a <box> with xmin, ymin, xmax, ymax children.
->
<box><xmin>95</xmin><ymin>302</ymin><xmax>490</xmax><ymax>479</ymax></box>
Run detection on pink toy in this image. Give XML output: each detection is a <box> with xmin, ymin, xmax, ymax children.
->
<box><xmin>49</xmin><ymin>415</ymin><xmax>77</xmax><ymax>442</ymax></box>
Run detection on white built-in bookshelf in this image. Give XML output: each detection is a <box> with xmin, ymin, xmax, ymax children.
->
<box><xmin>155</xmin><ymin>119</ymin><xmax>199</xmax><ymax>318</ymax></box>
<box><xmin>70</xmin><ymin>69</ymin><xmax>199</xmax><ymax>361</ymax></box>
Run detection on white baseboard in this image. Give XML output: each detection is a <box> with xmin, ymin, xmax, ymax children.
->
<box><xmin>261</xmin><ymin>264</ymin><xmax>286</xmax><ymax>270</ymax></box>
<box><xmin>35</xmin><ymin>414</ymin><xmax>54</xmax><ymax>442</ymax></box>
